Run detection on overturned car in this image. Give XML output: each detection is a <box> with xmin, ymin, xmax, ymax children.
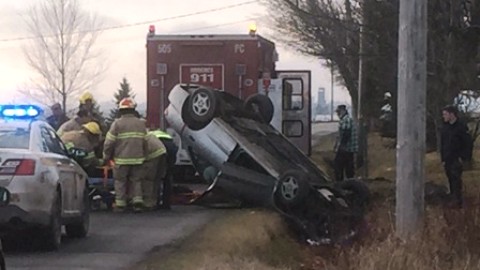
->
<box><xmin>165</xmin><ymin>84</ymin><xmax>370</xmax><ymax>243</ymax></box>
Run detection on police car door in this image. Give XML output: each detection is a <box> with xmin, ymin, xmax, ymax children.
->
<box><xmin>40</xmin><ymin>126</ymin><xmax>78</xmax><ymax>216</ymax></box>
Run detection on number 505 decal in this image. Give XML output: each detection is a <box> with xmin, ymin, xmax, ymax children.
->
<box><xmin>158</xmin><ymin>44</ymin><xmax>172</xmax><ymax>54</ymax></box>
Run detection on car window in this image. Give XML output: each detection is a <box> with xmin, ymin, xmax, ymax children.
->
<box><xmin>282</xmin><ymin>79</ymin><xmax>304</xmax><ymax>110</ymax></box>
<box><xmin>40</xmin><ymin>126</ymin><xmax>68</xmax><ymax>156</ymax></box>
<box><xmin>0</xmin><ymin>128</ymin><xmax>30</xmax><ymax>149</ymax></box>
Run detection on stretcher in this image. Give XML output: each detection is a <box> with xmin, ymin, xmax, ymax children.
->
<box><xmin>87</xmin><ymin>166</ymin><xmax>115</xmax><ymax>210</ymax></box>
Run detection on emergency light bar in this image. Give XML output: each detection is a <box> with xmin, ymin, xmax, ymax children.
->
<box><xmin>0</xmin><ymin>105</ymin><xmax>42</xmax><ymax>119</ymax></box>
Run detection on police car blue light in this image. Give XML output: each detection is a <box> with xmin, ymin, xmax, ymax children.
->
<box><xmin>0</xmin><ymin>105</ymin><xmax>41</xmax><ymax>119</ymax></box>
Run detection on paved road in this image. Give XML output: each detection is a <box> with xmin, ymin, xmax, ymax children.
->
<box><xmin>5</xmin><ymin>206</ymin><xmax>219</xmax><ymax>270</ymax></box>
<box><xmin>5</xmin><ymin>122</ymin><xmax>336</xmax><ymax>270</ymax></box>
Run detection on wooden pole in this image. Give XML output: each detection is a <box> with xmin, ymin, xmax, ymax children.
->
<box><xmin>396</xmin><ymin>0</ymin><xmax>427</xmax><ymax>238</ymax></box>
<box><xmin>330</xmin><ymin>61</ymin><xmax>334</xmax><ymax>121</ymax></box>
<box><xmin>357</xmin><ymin>14</ymin><xmax>368</xmax><ymax>178</ymax></box>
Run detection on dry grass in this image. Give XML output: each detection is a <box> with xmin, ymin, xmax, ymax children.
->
<box><xmin>302</xmin><ymin>132</ymin><xmax>480</xmax><ymax>270</ymax></box>
<box><xmin>303</xmin><ymin>196</ymin><xmax>480</xmax><ymax>270</ymax></box>
<box><xmin>132</xmin><ymin>210</ymin><xmax>303</xmax><ymax>270</ymax></box>
<box><xmin>134</xmin><ymin>132</ymin><xmax>480</xmax><ymax>270</ymax></box>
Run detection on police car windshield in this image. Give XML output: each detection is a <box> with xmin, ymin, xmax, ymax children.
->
<box><xmin>0</xmin><ymin>128</ymin><xmax>30</xmax><ymax>149</ymax></box>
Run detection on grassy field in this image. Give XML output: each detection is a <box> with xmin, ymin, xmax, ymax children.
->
<box><xmin>132</xmin><ymin>132</ymin><xmax>480</xmax><ymax>270</ymax></box>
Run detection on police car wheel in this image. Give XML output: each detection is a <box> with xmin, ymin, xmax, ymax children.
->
<box><xmin>66</xmin><ymin>188</ymin><xmax>90</xmax><ymax>238</ymax></box>
<box><xmin>42</xmin><ymin>192</ymin><xmax>62</xmax><ymax>251</ymax></box>
<box><xmin>188</xmin><ymin>88</ymin><xmax>217</xmax><ymax>124</ymax></box>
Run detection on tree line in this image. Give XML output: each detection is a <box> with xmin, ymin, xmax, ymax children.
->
<box><xmin>265</xmin><ymin>0</ymin><xmax>480</xmax><ymax>149</ymax></box>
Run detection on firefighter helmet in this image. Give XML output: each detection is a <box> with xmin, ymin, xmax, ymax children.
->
<box><xmin>79</xmin><ymin>91</ymin><xmax>94</xmax><ymax>104</ymax></box>
<box><xmin>118</xmin><ymin>97</ymin><xmax>137</xmax><ymax>109</ymax></box>
<box><xmin>82</xmin><ymin>122</ymin><xmax>101</xmax><ymax>135</ymax></box>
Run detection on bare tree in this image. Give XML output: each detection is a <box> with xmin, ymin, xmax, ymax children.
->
<box><xmin>21</xmin><ymin>0</ymin><xmax>103</xmax><ymax>111</ymax></box>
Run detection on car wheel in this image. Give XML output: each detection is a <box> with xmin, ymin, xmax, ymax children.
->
<box><xmin>182</xmin><ymin>95</ymin><xmax>212</xmax><ymax>131</ymax></box>
<box><xmin>66</xmin><ymin>188</ymin><xmax>90</xmax><ymax>238</ymax></box>
<box><xmin>244</xmin><ymin>94</ymin><xmax>274</xmax><ymax>123</ymax></box>
<box><xmin>335</xmin><ymin>179</ymin><xmax>371</xmax><ymax>213</ymax></box>
<box><xmin>188</xmin><ymin>88</ymin><xmax>217</xmax><ymax>124</ymax></box>
<box><xmin>275</xmin><ymin>170</ymin><xmax>310</xmax><ymax>206</ymax></box>
<box><xmin>42</xmin><ymin>191</ymin><xmax>62</xmax><ymax>251</ymax></box>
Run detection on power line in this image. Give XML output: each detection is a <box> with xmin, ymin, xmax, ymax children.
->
<box><xmin>0</xmin><ymin>0</ymin><xmax>258</xmax><ymax>43</ymax></box>
<box><xmin>0</xmin><ymin>17</ymin><xmax>263</xmax><ymax>51</ymax></box>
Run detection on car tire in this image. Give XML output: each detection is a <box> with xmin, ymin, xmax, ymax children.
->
<box><xmin>66</xmin><ymin>188</ymin><xmax>90</xmax><ymax>238</ymax></box>
<box><xmin>42</xmin><ymin>191</ymin><xmax>62</xmax><ymax>251</ymax></box>
<box><xmin>182</xmin><ymin>95</ymin><xmax>213</xmax><ymax>131</ymax></box>
<box><xmin>244</xmin><ymin>94</ymin><xmax>274</xmax><ymax>124</ymax></box>
<box><xmin>187</xmin><ymin>88</ymin><xmax>217</xmax><ymax>125</ymax></box>
<box><xmin>335</xmin><ymin>179</ymin><xmax>371</xmax><ymax>212</ymax></box>
<box><xmin>275</xmin><ymin>170</ymin><xmax>310</xmax><ymax>206</ymax></box>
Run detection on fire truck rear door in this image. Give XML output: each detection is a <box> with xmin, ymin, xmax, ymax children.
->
<box><xmin>276</xmin><ymin>71</ymin><xmax>312</xmax><ymax>156</ymax></box>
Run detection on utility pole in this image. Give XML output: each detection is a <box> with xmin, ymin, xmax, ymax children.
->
<box><xmin>357</xmin><ymin>7</ymin><xmax>368</xmax><ymax>178</ymax></box>
<box><xmin>330</xmin><ymin>61</ymin><xmax>334</xmax><ymax>121</ymax></box>
<box><xmin>396</xmin><ymin>0</ymin><xmax>427</xmax><ymax>239</ymax></box>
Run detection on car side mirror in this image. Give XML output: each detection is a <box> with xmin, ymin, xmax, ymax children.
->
<box><xmin>0</xmin><ymin>187</ymin><xmax>10</xmax><ymax>206</ymax></box>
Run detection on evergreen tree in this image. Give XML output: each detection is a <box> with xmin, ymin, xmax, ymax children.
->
<box><xmin>106</xmin><ymin>77</ymin><xmax>136</xmax><ymax>129</ymax></box>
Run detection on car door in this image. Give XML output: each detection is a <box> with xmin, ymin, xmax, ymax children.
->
<box><xmin>40</xmin><ymin>126</ymin><xmax>79</xmax><ymax>217</ymax></box>
<box><xmin>51</xmin><ymin>130</ymin><xmax>86</xmax><ymax>211</ymax></box>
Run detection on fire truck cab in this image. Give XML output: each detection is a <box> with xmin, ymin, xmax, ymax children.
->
<box><xmin>145</xmin><ymin>26</ymin><xmax>312</xmax><ymax>168</ymax></box>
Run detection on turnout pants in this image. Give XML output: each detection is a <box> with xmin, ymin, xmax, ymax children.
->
<box><xmin>444</xmin><ymin>160</ymin><xmax>463</xmax><ymax>206</ymax></box>
<box><xmin>142</xmin><ymin>156</ymin><xmax>167</xmax><ymax>208</ymax></box>
<box><xmin>113</xmin><ymin>164</ymin><xmax>144</xmax><ymax>207</ymax></box>
<box><xmin>334</xmin><ymin>151</ymin><xmax>355</xmax><ymax>181</ymax></box>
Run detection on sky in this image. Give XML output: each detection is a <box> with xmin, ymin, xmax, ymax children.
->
<box><xmin>0</xmin><ymin>0</ymin><xmax>351</xmax><ymax>110</ymax></box>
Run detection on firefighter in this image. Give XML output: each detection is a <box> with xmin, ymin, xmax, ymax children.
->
<box><xmin>79</xmin><ymin>90</ymin><xmax>105</xmax><ymax>132</ymax></box>
<box><xmin>57</xmin><ymin>109</ymin><xmax>91</xmax><ymax>137</ymax></box>
<box><xmin>142</xmin><ymin>131</ymin><xmax>167</xmax><ymax>210</ymax></box>
<box><xmin>79</xmin><ymin>91</ymin><xmax>95</xmax><ymax>113</ymax></box>
<box><xmin>61</xmin><ymin>122</ymin><xmax>102</xmax><ymax>171</ymax></box>
<box><xmin>150</xmin><ymin>130</ymin><xmax>178</xmax><ymax>210</ymax></box>
<box><xmin>103</xmin><ymin>97</ymin><xmax>147</xmax><ymax>213</ymax></box>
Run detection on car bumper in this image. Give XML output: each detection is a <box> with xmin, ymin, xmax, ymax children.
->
<box><xmin>0</xmin><ymin>205</ymin><xmax>50</xmax><ymax>229</ymax></box>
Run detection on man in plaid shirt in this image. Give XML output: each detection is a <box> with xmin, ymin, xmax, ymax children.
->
<box><xmin>334</xmin><ymin>105</ymin><xmax>358</xmax><ymax>181</ymax></box>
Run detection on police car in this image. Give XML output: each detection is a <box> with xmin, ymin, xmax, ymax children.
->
<box><xmin>0</xmin><ymin>105</ymin><xmax>90</xmax><ymax>250</ymax></box>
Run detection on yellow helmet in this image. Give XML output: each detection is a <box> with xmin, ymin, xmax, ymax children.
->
<box><xmin>82</xmin><ymin>122</ymin><xmax>101</xmax><ymax>135</ymax></box>
<box><xmin>118</xmin><ymin>97</ymin><xmax>137</xmax><ymax>109</ymax></box>
<box><xmin>79</xmin><ymin>91</ymin><xmax>94</xmax><ymax>104</ymax></box>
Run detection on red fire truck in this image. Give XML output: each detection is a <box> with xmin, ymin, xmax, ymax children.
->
<box><xmin>145</xmin><ymin>25</ymin><xmax>312</xmax><ymax>166</ymax></box>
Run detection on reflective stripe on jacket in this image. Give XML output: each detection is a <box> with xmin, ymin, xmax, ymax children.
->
<box><xmin>103</xmin><ymin>114</ymin><xmax>147</xmax><ymax>165</ymax></box>
<box><xmin>150</xmin><ymin>130</ymin><xmax>172</xmax><ymax>140</ymax></box>
<box><xmin>145</xmin><ymin>133</ymin><xmax>167</xmax><ymax>161</ymax></box>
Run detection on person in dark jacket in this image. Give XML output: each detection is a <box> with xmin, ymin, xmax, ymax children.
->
<box><xmin>334</xmin><ymin>105</ymin><xmax>358</xmax><ymax>181</ymax></box>
<box><xmin>47</xmin><ymin>103</ymin><xmax>69</xmax><ymax>130</ymax></box>
<box><xmin>440</xmin><ymin>105</ymin><xmax>472</xmax><ymax>208</ymax></box>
